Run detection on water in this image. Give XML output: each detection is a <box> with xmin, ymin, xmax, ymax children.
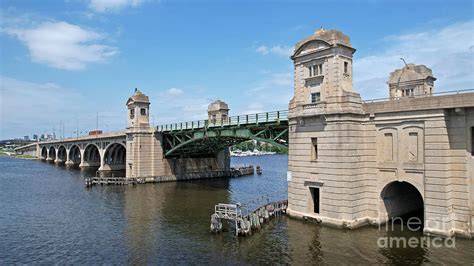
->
<box><xmin>0</xmin><ymin>155</ymin><xmax>472</xmax><ymax>264</ymax></box>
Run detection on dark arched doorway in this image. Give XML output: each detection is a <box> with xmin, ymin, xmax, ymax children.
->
<box><xmin>381</xmin><ymin>181</ymin><xmax>424</xmax><ymax>230</ymax></box>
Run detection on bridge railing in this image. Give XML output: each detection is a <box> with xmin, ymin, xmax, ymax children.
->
<box><xmin>157</xmin><ymin>110</ymin><xmax>288</xmax><ymax>132</ymax></box>
<box><xmin>362</xmin><ymin>88</ymin><xmax>474</xmax><ymax>103</ymax></box>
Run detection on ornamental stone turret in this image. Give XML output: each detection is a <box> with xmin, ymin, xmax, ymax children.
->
<box><xmin>289</xmin><ymin>28</ymin><xmax>362</xmax><ymax>116</ymax></box>
<box><xmin>126</xmin><ymin>88</ymin><xmax>150</xmax><ymax>129</ymax></box>
<box><xmin>388</xmin><ymin>63</ymin><xmax>436</xmax><ymax>99</ymax></box>
<box><xmin>208</xmin><ymin>100</ymin><xmax>229</xmax><ymax>124</ymax></box>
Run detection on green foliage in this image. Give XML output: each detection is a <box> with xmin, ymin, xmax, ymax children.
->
<box><xmin>231</xmin><ymin>140</ymin><xmax>288</xmax><ymax>154</ymax></box>
<box><xmin>15</xmin><ymin>154</ymin><xmax>36</xmax><ymax>159</ymax></box>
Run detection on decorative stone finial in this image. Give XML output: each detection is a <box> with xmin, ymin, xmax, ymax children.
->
<box><xmin>315</xmin><ymin>27</ymin><xmax>325</xmax><ymax>34</ymax></box>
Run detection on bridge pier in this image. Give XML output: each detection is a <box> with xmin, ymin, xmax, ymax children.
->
<box><xmin>79</xmin><ymin>161</ymin><xmax>101</xmax><ymax>168</ymax></box>
<box><xmin>99</xmin><ymin>163</ymin><xmax>126</xmax><ymax>172</ymax></box>
<box><xmin>54</xmin><ymin>158</ymin><xmax>65</xmax><ymax>164</ymax></box>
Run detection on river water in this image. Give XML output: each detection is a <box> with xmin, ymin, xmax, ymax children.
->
<box><xmin>0</xmin><ymin>155</ymin><xmax>472</xmax><ymax>264</ymax></box>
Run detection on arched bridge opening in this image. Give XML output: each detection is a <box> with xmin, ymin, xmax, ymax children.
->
<box><xmin>68</xmin><ymin>145</ymin><xmax>81</xmax><ymax>166</ymax></box>
<box><xmin>47</xmin><ymin>147</ymin><xmax>56</xmax><ymax>162</ymax></box>
<box><xmin>41</xmin><ymin>146</ymin><xmax>48</xmax><ymax>160</ymax></box>
<box><xmin>82</xmin><ymin>144</ymin><xmax>101</xmax><ymax>168</ymax></box>
<box><xmin>381</xmin><ymin>181</ymin><xmax>424</xmax><ymax>230</ymax></box>
<box><xmin>57</xmin><ymin>146</ymin><xmax>67</xmax><ymax>164</ymax></box>
<box><xmin>101</xmin><ymin>143</ymin><xmax>126</xmax><ymax>171</ymax></box>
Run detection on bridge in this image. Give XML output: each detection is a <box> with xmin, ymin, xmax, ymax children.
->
<box><xmin>17</xmin><ymin>131</ymin><xmax>127</xmax><ymax>171</ymax></box>
<box><xmin>15</xmin><ymin>93</ymin><xmax>288</xmax><ymax>180</ymax></box>
<box><xmin>157</xmin><ymin>110</ymin><xmax>288</xmax><ymax>157</ymax></box>
<box><xmin>13</xmin><ymin>27</ymin><xmax>474</xmax><ymax>238</ymax></box>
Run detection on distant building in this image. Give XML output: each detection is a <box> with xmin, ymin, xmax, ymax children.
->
<box><xmin>33</xmin><ymin>134</ymin><xmax>38</xmax><ymax>140</ymax></box>
<box><xmin>24</xmin><ymin>136</ymin><xmax>30</xmax><ymax>141</ymax></box>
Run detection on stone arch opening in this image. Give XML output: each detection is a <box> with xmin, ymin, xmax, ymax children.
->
<box><xmin>57</xmin><ymin>146</ymin><xmax>67</xmax><ymax>163</ymax></box>
<box><xmin>68</xmin><ymin>145</ymin><xmax>81</xmax><ymax>165</ymax></box>
<box><xmin>48</xmin><ymin>146</ymin><xmax>56</xmax><ymax>161</ymax></box>
<box><xmin>102</xmin><ymin>143</ymin><xmax>126</xmax><ymax>171</ymax></box>
<box><xmin>82</xmin><ymin>144</ymin><xmax>101</xmax><ymax>167</ymax></box>
<box><xmin>381</xmin><ymin>181</ymin><xmax>424</xmax><ymax>230</ymax></box>
<box><xmin>41</xmin><ymin>146</ymin><xmax>48</xmax><ymax>160</ymax></box>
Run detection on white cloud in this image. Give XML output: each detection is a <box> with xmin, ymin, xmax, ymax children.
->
<box><xmin>151</xmin><ymin>88</ymin><xmax>215</xmax><ymax>125</ymax></box>
<box><xmin>89</xmin><ymin>0</ymin><xmax>143</xmax><ymax>13</ymax></box>
<box><xmin>354</xmin><ymin>20</ymin><xmax>474</xmax><ymax>99</ymax></box>
<box><xmin>166</xmin><ymin>87</ymin><xmax>184</xmax><ymax>96</ymax></box>
<box><xmin>256</xmin><ymin>45</ymin><xmax>293</xmax><ymax>57</ymax></box>
<box><xmin>3</xmin><ymin>21</ymin><xmax>118</xmax><ymax>70</ymax></box>
<box><xmin>238</xmin><ymin>71</ymin><xmax>293</xmax><ymax>115</ymax></box>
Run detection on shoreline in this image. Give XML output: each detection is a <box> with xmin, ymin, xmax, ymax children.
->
<box><xmin>0</xmin><ymin>153</ymin><xmax>37</xmax><ymax>160</ymax></box>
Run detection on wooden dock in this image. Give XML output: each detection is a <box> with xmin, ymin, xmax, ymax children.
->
<box><xmin>210</xmin><ymin>199</ymin><xmax>288</xmax><ymax>236</ymax></box>
<box><xmin>85</xmin><ymin>165</ymin><xmax>262</xmax><ymax>187</ymax></box>
<box><xmin>230</xmin><ymin>165</ymin><xmax>255</xmax><ymax>177</ymax></box>
<box><xmin>85</xmin><ymin>176</ymin><xmax>139</xmax><ymax>187</ymax></box>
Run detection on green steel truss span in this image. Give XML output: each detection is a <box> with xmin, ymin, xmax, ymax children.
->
<box><xmin>157</xmin><ymin>110</ymin><xmax>289</xmax><ymax>157</ymax></box>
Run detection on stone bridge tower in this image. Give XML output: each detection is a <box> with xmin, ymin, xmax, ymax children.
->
<box><xmin>289</xmin><ymin>28</ymin><xmax>362</xmax><ymax>114</ymax></box>
<box><xmin>287</xmin><ymin>28</ymin><xmax>474</xmax><ymax>238</ymax></box>
<box><xmin>127</xmin><ymin>88</ymin><xmax>150</xmax><ymax>129</ymax></box>
<box><xmin>125</xmin><ymin>89</ymin><xmax>162</xmax><ymax>178</ymax></box>
<box><xmin>288</xmin><ymin>28</ymin><xmax>367</xmax><ymax>227</ymax></box>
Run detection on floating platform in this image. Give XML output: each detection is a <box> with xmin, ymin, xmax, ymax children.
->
<box><xmin>210</xmin><ymin>199</ymin><xmax>288</xmax><ymax>236</ymax></box>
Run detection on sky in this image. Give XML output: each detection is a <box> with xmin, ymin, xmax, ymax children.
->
<box><xmin>1</xmin><ymin>0</ymin><xmax>473</xmax><ymax>139</ymax></box>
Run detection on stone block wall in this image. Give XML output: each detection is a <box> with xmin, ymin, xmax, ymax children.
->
<box><xmin>126</xmin><ymin>129</ymin><xmax>231</xmax><ymax>181</ymax></box>
<box><xmin>288</xmin><ymin>104</ymin><xmax>474</xmax><ymax>237</ymax></box>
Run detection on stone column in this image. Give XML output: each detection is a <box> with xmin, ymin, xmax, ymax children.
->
<box><xmin>54</xmin><ymin>147</ymin><xmax>63</xmax><ymax>164</ymax></box>
<box><xmin>65</xmin><ymin>148</ymin><xmax>74</xmax><ymax>166</ymax></box>
<box><xmin>98</xmin><ymin>149</ymin><xmax>105</xmax><ymax>172</ymax></box>
<box><xmin>78</xmin><ymin>147</ymin><xmax>86</xmax><ymax>168</ymax></box>
<box><xmin>46</xmin><ymin>147</ymin><xmax>53</xmax><ymax>162</ymax></box>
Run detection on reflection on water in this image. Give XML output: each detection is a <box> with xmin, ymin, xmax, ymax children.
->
<box><xmin>0</xmin><ymin>155</ymin><xmax>472</xmax><ymax>264</ymax></box>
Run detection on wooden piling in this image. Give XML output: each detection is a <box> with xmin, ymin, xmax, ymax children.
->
<box><xmin>210</xmin><ymin>199</ymin><xmax>288</xmax><ymax>236</ymax></box>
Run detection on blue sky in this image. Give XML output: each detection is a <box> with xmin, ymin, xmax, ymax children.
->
<box><xmin>1</xmin><ymin>0</ymin><xmax>473</xmax><ymax>139</ymax></box>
